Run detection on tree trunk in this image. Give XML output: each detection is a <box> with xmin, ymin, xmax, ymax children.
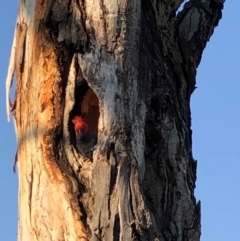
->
<box><xmin>6</xmin><ymin>0</ymin><xmax>224</xmax><ymax>240</ymax></box>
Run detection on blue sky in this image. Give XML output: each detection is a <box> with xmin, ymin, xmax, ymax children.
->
<box><xmin>0</xmin><ymin>1</ymin><xmax>239</xmax><ymax>241</ymax></box>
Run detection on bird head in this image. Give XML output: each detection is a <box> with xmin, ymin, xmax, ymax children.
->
<box><xmin>72</xmin><ymin>116</ymin><xmax>89</xmax><ymax>135</ymax></box>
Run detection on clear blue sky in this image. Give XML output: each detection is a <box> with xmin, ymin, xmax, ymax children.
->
<box><xmin>0</xmin><ymin>1</ymin><xmax>239</xmax><ymax>241</ymax></box>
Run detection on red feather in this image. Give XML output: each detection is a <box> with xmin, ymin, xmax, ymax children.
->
<box><xmin>72</xmin><ymin>116</ymin><xmax>89</xmax><ymax>134</ymax></box>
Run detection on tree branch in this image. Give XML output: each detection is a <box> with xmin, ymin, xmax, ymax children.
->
<box><xmin>176</xmin><ymin>0</ymin><xmax>225</xmax><ymax>68</ymax></box>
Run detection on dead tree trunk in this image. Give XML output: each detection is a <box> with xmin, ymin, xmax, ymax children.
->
<box><xmin>6</xmin><ymin>0</ymin><xmax>224</xmax><ymax>240</ymax></box>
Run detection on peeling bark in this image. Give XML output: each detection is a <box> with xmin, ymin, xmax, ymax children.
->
<box><xmin>6</xmin><ymin>0</ymin><xmax>225</xmax><ymax>240</ymax></box>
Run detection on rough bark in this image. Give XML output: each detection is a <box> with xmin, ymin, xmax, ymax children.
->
<box><xmin>6</xmin><ymin>0</ymin><xmax>224</xmax><ymax>240</ymax></box>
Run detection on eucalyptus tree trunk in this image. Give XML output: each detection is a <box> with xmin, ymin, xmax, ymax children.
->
<box><xmin>6</xmin><ymin>0</ymin><xmax>224</xmax><ymax>240</ymax></box>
